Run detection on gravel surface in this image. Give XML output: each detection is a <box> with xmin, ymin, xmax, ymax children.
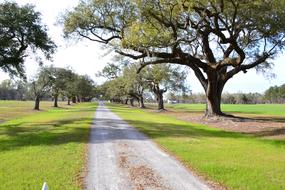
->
<box><xmin>85</xmin><ymin>104</ymin><xmax>211</xmax><ymax>190</ymax></box>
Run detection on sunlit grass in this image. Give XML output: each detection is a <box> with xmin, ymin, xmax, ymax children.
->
<box><xmin>167</xmin><ymin>103</ymin><xmax>285</xmax><ymax>116</ymax></box>
<box><xmin>108</xmin><ymin>103</ymin><xmax>285</xmax><ymax>190</ymax></box>
<box><xmin>0</xmin><ymin>102</ymin><xmax>97</xmax><ymax>190</ymax></box>
<box><xmin>0</xmin><ymin>100</ymin><xmax>70</xmax><ymax>122</ymax></box>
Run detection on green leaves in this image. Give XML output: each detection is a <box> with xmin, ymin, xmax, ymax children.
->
<box><xmin>0</xmin><ymin>2</ymin><xmax>56</xmax><ymax>78</ymax></box>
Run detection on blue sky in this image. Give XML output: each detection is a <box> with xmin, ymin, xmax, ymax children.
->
<box><xmin>0</xmin><ymin>0</ymin><xmax>284</xmax><ymax>93</ymax></box>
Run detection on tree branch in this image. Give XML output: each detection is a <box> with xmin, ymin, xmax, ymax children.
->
<box><xmin>225</xmin><ymin>52</ymin><xmax>272</xmax><ymax>81</ymax></box>
<box><xmin>137</xmin><ymin>58</ymin><xmax>183</xmax><ymax>73</ymax></box>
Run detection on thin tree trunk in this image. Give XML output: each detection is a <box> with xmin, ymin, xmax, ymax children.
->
<box><xmin>130</xmin><ymin>98</ymin><xmax>134</xmax><ymax>107</ymax></box>
<box><xmin>152</xmin><ymin>84</ymin><xmax>166</xmax><ymax>110</ymax></box>
<box><xmin>138</xmin><ymin>95</ymin><xmax>145</xmax><ymax>108</ymax></box>
<box><xmin>54</xmin><ymin>94</ymin><xmax>58</xmax><ymax>107</ymax></box>
<box><xmin>125</xmin><ymin>98</ymin><xmax>128</xmax><ymax>105</ymax></box>
<box><xmin>34</xmin><ymin>96</ymin><xmax>40</xmax><ymax>110</ymax></box>
<box><xmin>67</xmin><ymin>98</ymin><xmax>71</xmax><ymax>105</ymax></box>
<box><xmin>72</xmin><ymin>96</ymin><xmax>76</xmax><ymax>103</ymax></box>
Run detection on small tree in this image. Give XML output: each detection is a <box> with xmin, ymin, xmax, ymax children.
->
<box><xmin>30</xmin><ymin>67</ymin><xmax>54</xmax><ymax>110</ymax></box>
<box><xmin>103</xmin><ymin>77</ymin><xmax>127</xmax><ymax>103</ymax></box>
<box><xmin>48</xmin><ymin>67</ymin><xmax>75</xmax><ymax>107</ymax></box>
<box><xmin>122</xmin><ymin>64</ymin><xmax>148</xmax><ymax>108</ymax></box>
<box><xmin>143</xmin><ymin>64</ymin><xmax>188</xmax><ymax>110</ymax></box>
<box><xmin>76</xmin><ymin>75</ymin><xmax>96</xmax><ymax>102</ymax></box>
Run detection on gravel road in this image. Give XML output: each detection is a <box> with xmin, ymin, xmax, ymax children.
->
<box><xmin>85</xmin><ymin>104</ymin><xmax>211</xmax><ymax>190</ymax></box>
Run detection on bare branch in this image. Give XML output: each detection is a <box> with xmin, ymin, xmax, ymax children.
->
<box><xmin>116</xmin><ymin>50</ymin><xmax>146</xmax><ymax>60</ymax></box>
<box><xmin>137</xmin><ymin>58</ymin><xmax>183</xmax><ymax>73</ymax></box>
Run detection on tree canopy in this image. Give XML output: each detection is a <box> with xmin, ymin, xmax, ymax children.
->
<box><xmin>264</xmin><ymin>84</ymin><xmax>285</xmax><ymax>103</ymax></box>
<box><xmin>63</xmin><ymin>0</ymin><xmax>285</xmax><ymax>116</ymax></box>
<box><xmin>0</xmin><ymin>2</ymin><xmax>56</xmax><ymax>77</ymax></box>
<box><xmin>100</xmin><ymin>62</ymin><xmax>188</xmax><ymax>109</ymax></box>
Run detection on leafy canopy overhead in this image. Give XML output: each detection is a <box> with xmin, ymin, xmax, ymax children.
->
<box><xmin>0</xmin><ymin>2</ymin><xmax>56</xmax><ymax>77</ymax></box>
<box><xmin>64</xmin><ymin>0</ymin><xmax>285</xmax><ymax>67</ymax></box>
<box><xmin>63</xmin><ymin>0</ymin><xmax>285</xmax><ymax>115</ymax></box>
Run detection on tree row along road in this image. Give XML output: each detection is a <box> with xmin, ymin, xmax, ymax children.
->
<box><xmin>86</xmin><ymin>104</ymin><xmax>210</xmax><ymax>190</ymax></box>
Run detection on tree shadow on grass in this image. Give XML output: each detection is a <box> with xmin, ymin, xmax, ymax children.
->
<box><xmin>0</xmin><ymin>117</ymin><xmax>93</xmax><ymax>152</ymax></box>
<box><xmin>87</xmin><ymin>117</ymin><xmax>285</xmax><ymax>147</ymax></box>
<box><xmin>254</xmin><ymin>128</ymin><xmax>285</xmax><ymax>138</ymax></box>
<box><xmin>216</xmin><ymin>113</ymin><xmax>285</xmax><ymax>123</ymax></box>
<box><xmin>1</xmin><ymin>115</ymin><xmax>284</xmax><ymax>153</ymax></box>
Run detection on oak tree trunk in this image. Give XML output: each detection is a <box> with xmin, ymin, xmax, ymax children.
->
<box><xmin>72</xmin><ymin>96</ymin><xmax>76</xmax><ymax>103</ymax></box>
<box><xmin>34</xmin><ymin>96</ymin><xmax>40</xmax><ymax>110</ymax></box>
<box><xmin>138</xmin><ymin>95</ymin><xmax>145</xmax><ymax>108</ymax></box>
<box><xmin>67</xmin><ymin>98</ymin><xmax>71</xmax><ymax>105</ymax></box>
<box><xmin>130</xmin><ymin>98</ymin><xmax>134</xmax><ymax>107</ymax></box>
<box><xmin>204</xmin><ymin>72</ymin><xmax>224</xmax><ymax>117</ymax></box>
<box><xmin>54</xmin><ymin>94</ymin><xmax>58</xmax><ymax>107</ymax></box>
<box><xmin>156</xmin><ymin>91</ymin><xmax>164</xmax><ymax>110</ymax></box>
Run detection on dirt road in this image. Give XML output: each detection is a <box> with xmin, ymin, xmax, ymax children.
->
<box><xmin>85</xmin><ymin>104</ymin><xmax>211</xmax><ymax>190</ymax></box>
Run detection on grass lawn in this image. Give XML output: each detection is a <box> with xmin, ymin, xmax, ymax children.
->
<box><xmin>0</xmin><ymin>100</ymin><xmax>69</xmax><ymax>122</ymax></box>
<box><xmin>0</xmin><ymin>102</ymin><xmax>97</xmax><ymax>190</ymax></box>
<box><xmin>167</xmin><ymin>103</ymin><xmax>285</xmax><ymax>117</ymax></box>
<box><xmin>108</xmin><ymin>104</ymin><xmax>285</xmax><ymax>190</ymax></box>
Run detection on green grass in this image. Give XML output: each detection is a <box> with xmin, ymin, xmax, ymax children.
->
<box><xmin>0</xmin><ymin>102</ymin><xmax>97</xmax><ymax>190</ymax></box>
<box><xmin>167</xmin><ymin>103</ymin><xmax>285</xmax><ymax>116</ymax></box>
<box><xmin>0</xmin><ymin>100</ymin><xmax>69</xmax><ymax>122</ymax></box>
<box><xmin>108</xmin><ymin>104</ymin><xmax>285</xmax><ymax>190</ymax></box>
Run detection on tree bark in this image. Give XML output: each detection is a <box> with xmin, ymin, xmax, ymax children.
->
<box><xmin>67</xmin><ymin>98</ymin><xmax>71</xmax><ymax>105</ymax></box>
<box><xmin>156</xmin><ymin>91</ymin><xmax>165</xmax><ymax>110</ymax></box>
<box><xmin>130</xmin><ymin>98</ymin><xmax>134</xmax><ymax>107</ymax></box>
<box><xmin>204</xmin><ymin>72</ymin><xmax>225</xmax><ymax>117</ymax></box>
<box><xmin>124</xmin><ymin>98</ymin><xmax>128</xmax><ymax>105</ymax></box>
<box><xmin>54</xmin><ymin>94</ymin><xmax>58</xmax><ymax>107</ymax></box>
<box><xmin>34</xmin><ymin>96</ymin><xmax>40</xmax><ymax>110</ymax></box>
<box><xmin>138</xmin><ymin>95</ymin><xmax>145</xmax><ymax>108</ymax></box>
<box><xmin>151</xmin><ymin>83</ymin><xmax>166</xmax><ymax>110</ymax></box>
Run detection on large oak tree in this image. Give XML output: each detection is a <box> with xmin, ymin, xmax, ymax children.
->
<box><xmin>0</xmin><ymin>2</ymin><xmax>56</xmax><ymax>78</ymax></box>
<box><xmin>63</xmin><ymin>0</ymin><xmax>285</xmax><ymax>117</ymax></box>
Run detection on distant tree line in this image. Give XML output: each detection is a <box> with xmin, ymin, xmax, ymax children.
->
<box><xmin>264</xmin><ymin>84</ymin><xmax>285</xmax><ymax>103</ymax></box>
<box><xmin>0</xmin><ymin>66</ymin><xmax>97</xmax><ymax>110</ymax></box>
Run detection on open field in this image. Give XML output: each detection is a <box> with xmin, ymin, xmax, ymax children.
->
<box><xmin>166</xmin><ymin>103</ymin><xmax>285</xmax><ymax>117</ymax></box>
<box><xmin>108</xmin><ymin>103</ymin><xmax>285</xmax><ymax>190</ymax></box>
<box><xmin>0</xmin><ymin>101</ymin><xmax>97</xmax><ymax>189</ymax></box>
<box><xmin>0</xmin><ymin>101</ymin><xmax>70</xmax><ymax>122</ymax></box>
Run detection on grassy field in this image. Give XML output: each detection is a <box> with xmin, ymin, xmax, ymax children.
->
<box><xmin>108</xmin><ymin>103</ymin><xmax>285</xmax><ymax>190</ymax></box>
<box><xmin>0</xmin><ymin>101</ymin><xmax>96</xmax><ymax>190</ymax></box>
<box><xmin>167</xmin><ymin>103</ymin><xmax>285</xmax><ymax>116</ymax></box>
<box><xmin>0</xmin><ymin>100</ymin><xmax>69</xmax><ymax>122</ymax></box>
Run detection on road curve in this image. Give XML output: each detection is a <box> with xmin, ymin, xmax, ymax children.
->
<box><xmin>85</xmin><ymin>104</ymin><xmax>211</xmax><ymax>190</ymax></box>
